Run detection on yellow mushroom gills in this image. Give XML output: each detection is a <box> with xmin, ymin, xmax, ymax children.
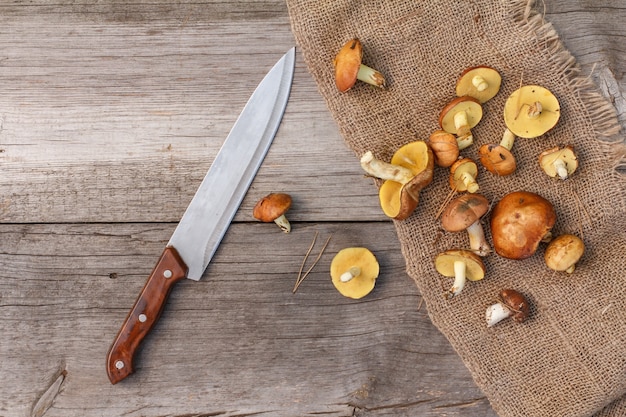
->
<box><xmin>330</xmin><ymin>247</ymin><xmax>380</xmax><ymax>299</ymax></box>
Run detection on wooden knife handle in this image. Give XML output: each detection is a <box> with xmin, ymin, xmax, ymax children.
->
<box><xmin>106</xmin><ymin>246</ymin><xmax>188</xmax><ymax>384</ymax></box>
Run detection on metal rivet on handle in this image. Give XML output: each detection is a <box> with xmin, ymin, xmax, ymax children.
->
<box><xmin>138</xmin><ymin>314</ymin><xmax>147</xmax><ymax>323</ymax></box>
<box><xmin>115</xmin><ymin>360</ymin><xmax>125</xmax><ymax>369</ymax></box>
<box><xmin>163</xmin><ymin>269</ymin><xmax>172</xmax><ymax>279</ymax></box>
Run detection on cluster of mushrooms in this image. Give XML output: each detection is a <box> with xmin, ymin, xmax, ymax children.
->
<box><xmin>330</xmin><ymin>38</ymin><xmax>587</xmax><ymax>326</ymax></box>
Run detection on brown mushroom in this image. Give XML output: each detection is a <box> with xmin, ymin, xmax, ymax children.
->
<box><xmin>435</xmin><ymin>249</ymin><xmax>485</xmax><ymax>299</ymax></box>
<box><xmin>503</xmin><ymin>85</ymin><xmax>560</xmax><ymax>138</ymax></box>
<box><xmin>486</xmin><ymin>289</ymin><xmax>530</xmax><ymax>327</ymax></box>
<box><xmin>441</xmin><ymin>193</ymin><xmax>491</xmax><ymax>256</ymax></box>
<box><xmin>330</xmin><ymin>247</ymin><xmax>380</xmax><ymax>299</ymax></box>
<box><xmin>544</xmin><ymin>234</ymin><xmax>585</xmax><ymax>274</ymax></box>
<box><xmin>456</xmin><ymin>66</ymin><xmax>502</xmax><ymax>103</ymax></box>
<box><xmin>333</xmin><ymin>38</ymin><xmax>386</xmax><ymax>93</ymax></box>
<box><xmin>478</xmin><ymin>128</ymin><xmax>517</xmax><ymax>176</ymax></box>
<box><xmin>360</xmin><ymin>141</ymin><xmax>435</xmax><ymax>220</ymax></box>
<box><xmin>428</xmin><ymin>130</ymin><xmax>460</xmax><ymax>168</ymax></box>
<box><xmin>439</xmin><ymin>96</ymin><xmax>483</xmax><ymax>150</ymax></box>
<box><xmin>449</xmin><ymin>158</ymin><xmax>480</xmax><ymax>193</ymax></box>
<box><xmin>538</xmin><ymin>145</ymin><xmax>578</xmax><ymax>180</ymax></box>
<box><xmin>490</xmin><ymin>191</ymin><xmax>556</xmax><ymax>259</ymax></box>
<box><xmin>252</xmin><ymin>193</ymin><xmax>293</xmax><ymax>233</ymax></box>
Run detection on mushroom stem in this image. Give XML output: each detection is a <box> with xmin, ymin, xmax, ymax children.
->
<box><xmin>553</xmin><ymin>158</ymin><xmax>569</xmax><ymax>180</ymax></box>
<box><xmin>472</xmin><ymin>75</ymin><xmax>488</xmax><ymax>92</ymax></box>
<box><xmin>527</xmin><ymin>101</ymin><xmax>542</xmax><ymax>119</ymax></box>
<box><xmin>501</xmin><ymin>128</ymin><xmax>515</xmax><ymax>151</ymax></box>
<box><xmin>454</xmin><ymin>111</ymin><xmax>474</xmax><ymax>150</ymax></box>
<box><xmin>486</xmin><ymin>302</ymin><xmax>512</xmax><ymax>327</ymax></box>
<box><xmin>360</xmin><ymin>151</ymin><xmax>414</xmax><ymax>184</ymax></box>
<box><xmin>274</xmin><ymin>214</ymin><xmax>291</xmax><ymax>233</ymax></box>
<box><xmin>340</xmin><ymin>266</ymin><xmax>361</xmax><ymax>283</ymax></box>
<box><xmin>459</xmin><ymin>171</ymin><xmax>479</xmax><ymax>193</ymax></box>
<box><xmin>444</xmin><ymin>260</ymin><xmax>467</xmax><ymax>299</ymax></box>
<box><xmin>356</xmin><ymin>64</ymin><xmax>386</xmax><ymax>88</ymax></box>
<box><xmin>467</xmin><ymin>221</ymin><xmax>490</xmax><ymax>256</ymax></box>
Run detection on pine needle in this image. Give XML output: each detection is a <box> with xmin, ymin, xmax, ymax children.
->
<box><xmin>293</xmin><ymin>233</ymin><xmax>332</xmax><ymax>293</ymax></box>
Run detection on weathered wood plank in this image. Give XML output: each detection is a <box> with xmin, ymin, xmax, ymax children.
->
<box><xmin>0</xmin><ymin>222</ymin><xmax>494</xmax><ymax>417</ymax></box>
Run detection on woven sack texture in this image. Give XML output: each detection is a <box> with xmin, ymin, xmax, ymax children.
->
<box><xmin>286</xmin><ymin>1</ymin><xmax>626</xmax><ymax>416</ymax></box>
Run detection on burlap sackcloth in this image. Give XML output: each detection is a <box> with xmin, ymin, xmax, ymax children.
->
<box><xmin>286</xmin><ymin>1</ymin><xmax>626</xmax><ymax>416</ymax></box>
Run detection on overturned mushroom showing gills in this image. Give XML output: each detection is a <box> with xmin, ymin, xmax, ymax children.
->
<box><xmin>439</xmin><ymin>96</ymin><xmax>483</xmax><ymax>150</ymax></box>
<box><xmin>490</xmin><ymin>191</ymin><xmax>556</xmax><ymax>259</ymax></box>
<box><xmin>334</xmin><ymin>38</ymin><xmax>386</xmax><ymax>92</ymax></box>
<box><xmin>456</xmin><ymin>66</ymin><xmax>502</xmax><ymax>103</ymax></box>
<box><xmin>428</xmin><ymin>130</ymin><xmax>460</xmax><ymax>168</ymax></box>
<box><xmin>538</xmin><ymin>145</ymin><xmax>578</xmax><ymax>180</ymax></box>
<box><xmin>504</xmin><ymin>85</ymin><xmax>560</xmax><ymax>138</ymax></box>
<box><xmin>478</xmin><ymin>128</ymin><xmax>517</xmax><ymax>176</ymax></box>
<box><xmin>486</xmin><ymin>289</ymin><xmax>530</xmax><ymax>327</ymax></box>
<box><xmin>330</xmin><ymin>247</ymin><xmax>379</xmax><ymax>299</ymax></box>
<box><xmin>544</xmin><ymin>234</ymin><xmax>585</xmax><ymax>274</ymax></box>
<box><xmin>449</xmin><ymin>158</ymin><xmax>480</xmax><ymax>193</ymax></box>
<box><xmin>360</xmin><ymin>141</ymin><xmax>434</xmax><ymax>220</ymax></box>
<box><xmin>435</xmin><ymin>249</ymin><xmax>485</xmax><ymax>299</ymax></box>
<box><xmin>441</xmin><ymin>194</ymin><xmax>491</xmax><ymax>256</ymax></box>
<box><xmin>252</xmin><ymin>193</ymin><xmax>293</xmax><ymax>233</ymax></box>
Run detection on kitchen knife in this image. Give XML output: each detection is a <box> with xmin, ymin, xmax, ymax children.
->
<box><xmin>106</xmin><ymin>47</ymin><xmax>296</xmax><ymax>384</ymax></box>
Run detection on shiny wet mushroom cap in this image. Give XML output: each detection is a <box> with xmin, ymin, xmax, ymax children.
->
<box><xmin>253</xmin><ymin>193</ymin><xmax>293</xmax><ymax>233</ymax></box>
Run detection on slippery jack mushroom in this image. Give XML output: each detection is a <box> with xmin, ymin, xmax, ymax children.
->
<box><xmin>252</xmin><ymin>192</ymin><xmax>293</xmax><ymax>233</ymax></box>
<box><xmin>490</xmin><ymin>191</ymin><xmax>556</xmax><ymax>260</ymax></box>
<box><xmin>428</xmin><ymin>130</ymin><xmax>460</xmax><ymax>168</ymax></box>
<box><xmin>330</xmin><ymin>247</ymin><xmax>380</xmax><ymax>299</ymax></box>
<box><xmin>441</xmin><ymin>194</ymin><xmax>491</xmax><ymax>256</ymax></box>
<box><xmin>544</xmin><ymin>234</ymin><xmax>585</xmax><ymax>274</ymax></box>
<box><xmin>439</xmin><ymin>96</ymin><xmax>483</xmax><ymax>150</ymax></box>
<box><xmin>486</xmin><ymin>289</ymin><xmax>530</xmax><ymax>327</ymax></box>
<box><xmin>449</xmin><ymin>158</ymin><xmax>480</xmax><ymax>193</ymax></box>
<box><xmin>435</xmin><ymin>249</ymin><xmax>485</xmax><ymax>299</ymax></box>
<box><xmin>504</xmin><ymin>85</ymin><xmax>560</xmax><ymax>138</ymax></box>
<box><xmin>456</xmin><ymin>66</ymin><xmax>502</xmax><ymax>103</ymax></box>
<box><xmin>538</xmin><ymin>145</ymin><xmax>578</xmax><ymax>180</ymax></box>
<box><xmin>334</xmin><ymin>38</ymin><xmax>386</xmax><ymax>93</ymax></box>
<box><xmin>360</xmin><ymin>141</ymin><xmax>435</xmax><ymax>220</ymax></box>
<box><xmin>478</xmin><ymin>128</ymin><xmax>517</xmax><ymax>176</ymax></box>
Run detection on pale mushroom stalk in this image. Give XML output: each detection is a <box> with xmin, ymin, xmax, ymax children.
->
<box><xmin>485</xmin><ymin>289</ymin><xmax>530</xmax><ymax>327</ymax></box>
<box><xmin>340</xmin><ymin>266</ymin><xmax>361</xmax><ymax>283</ymax></box>
<box><xmin>356</xmin><ymin>65</ymin><xmax>386</xmax><ymax>88</ymax></box>
<box><xmin>486</xmin><ymin>302</ymin><xmax>513</xmax><ymax>327</ymax></box>
<box><xmin>445</xmin><ymin>260</ymin><xmax>467</xmax><ymax>299</ymax></box>
<box><xmin>459</xmin><ymin>171</ymin><xmax>479</xmax><ymax>193</ymax></box>
<box><xmin>274</xmin><ymin>214</ymin><xmax>291</xmax><ymax>233</ymax></box>
<box><xmin>360</xmin><ymin>151</ymin><xmax>414</xmax><ymax>184</ymax></box>
<box><xmin>454</xmin><ymin>111</ymin><xmax>473</xmax><ymax>150</ymax></box>
<box><xmin>553</xmin><ymin>159</ymin><xmax>569</xmax><ymax>179</ymax></box>
<box><xmin>472</xmin><ymin>75</ymin><xmax>489</xmax><ymax>91</ymax></box>
<box><xmin>467</xmin><ymin>221</ymin><xmax>490</xmax><ymax>256</ymax></box>
<box><xmin>500</xmin><ymin>128</ymin><xmax>515</xmax><ymax>151</ymax></box>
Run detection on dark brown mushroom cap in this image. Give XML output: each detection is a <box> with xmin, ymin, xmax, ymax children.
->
<box><xmin>499</xmin><ymin>289</ymin><xmax>530</xmax><ymax>323</ymax></box>
<box><xmin>333</xmin><ymin>38</ymin><xmax>363</xmax><ymax>93</ymax></box>
<box><xmin>252</xmin><ymin>193</ymin><xmax>292</xmax><ymax>222</ymax></box>
<box><xmin>441</xmin><ymin>194</ymin><xmax>489</xmax><ymax>232</ymax></box>
<box><xmin>490</xmin><ymin>191</ymin><xmax>556</xmax><ymax>260</ymax></box>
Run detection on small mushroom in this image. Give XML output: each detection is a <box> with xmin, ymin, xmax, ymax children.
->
<box><xmin>428</xmin><ymin>130</ymin><xmax>460</xmax><ymax>168</ymax></box>
<box><xmin>538</xmin><ymin>145</ymin><xmax>578</xmax><ymax>180</ymax></box>
<box><xmin>360</xmin><ymin>141</ymin><xmax>435</xmax><ymax>220</ymax></box>
<box><xmin>503</xmin><ymin>85</ymin><xmax>560</xmax><ymax>138</ymax></box>
<box><xmin>435</xmin><ymin>249</ymin><xmax>485</xmax><ymax>299</ymax></box>
<box><xmin>449</xmin><ymin>158</ymin><xmax>480</xmax><ymax>193</ymax></box>
<box><xmin>330</xmin><ymin>247</ymin><xmax>380</xmax><ymax>299</ymax></box>
<box><xmin>439</xmin><ymin>96</ymin><xmax>483</xmax><ymax>150</ymax></box>
<box><xmin>486</xmin><ymin>289</ymin><xmax>530</xmax><ymax>327</ymax></box>
<box><xmin>252</xmin><ymin>193</ymin><xmax>293</xmax><ymax>233</ymax></box>
<box><xmin>333</xmin><ymin>38</ymin><xmax>386</xmax><ymax>93</ymax></box>
<box><xmin>456</xmin><ymin>66</ymin><xmax>502</xmax><ymax>103</ymax></box>
<box><xmin>490</xmin><ymin>191</ymin><xmax>556</xmax><ymax>260</ymax></box>
<box><xmin>441</xmin><ymin>194</ymin><xmax>491</xmax><ymax>256</ymax></box>
<box><xmin>544</xmin><ymin>234</ymin><xmax>585</xmax><ymax>274</ymax></box>
<box><xmin>478</xmin><ymin>128</ymin><xmax>517</xmax><ymax>176</ymax></box>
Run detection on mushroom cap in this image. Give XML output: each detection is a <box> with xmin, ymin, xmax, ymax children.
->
<box><xmin>478</xmin><ymin>143</ymin><xmax>517</xmax><ymax>176</ymax></box>
<box><xmin>490</xmin><ymin>191</ymin><xmax>556</xmax><ymax>260</ymax></box>
<box><xmin>333</xmin><ymin>38</ymin><xmax>363</xmax><ymax>93</ymax></box>
<box><xmin>544</xmin><ymin>234</ymin><xmax>585</xmax><ymax>272</ymax></box>
<box><xmin>379</xmin><ymin>141</ymin><xmax>434</xmax><ymax>220</ymax></box>
<box><xmin>252</xmin><ymin>193</ymin><xmax>292</xmax><ymax>222</ymax></box>
<box><xmin>456</xmin><ymin>66</ymin><xmax>502</xmax><ymax>103</ymax></box>
<box><xmin>330</xmin><ymin>247</ymin><xmax>380</xmax><ymax>299</ymax></box>
<box><xmin>441</xmin><ymin>193</ymin><xmax>490</xmax><ymax>232</ymax></box>
<box><xmin>439</xmin><ymin>96</ymin><xmax>483</xmax><ymax>134</ymax></box>
<box><xmin>538</xmin><ymin>145</ymin><xmax>578</xmax><ymax>178</ymax></box>
<box><xmin>434</xmin><ymin>249</ymin><xmax>485</xmax><ymax>281</ymax></box>
<box><xmin>428</xmin><ymin>130</ymin><xmax>460</xmax><ymax>167</ymax></box>
<box><xmin>499</xmin><ymin>289</ymin><xmax>530</xmax><ymax>323</ymax></box>
<box><xmin>449</xmin><ymin>158</ymin><xmax>479</xmax><ymax>192</ymax></box>
<box><xmin>503</xmin><ymin>85</ymin><xmax>560</xmax><ymax>138</ymax></box>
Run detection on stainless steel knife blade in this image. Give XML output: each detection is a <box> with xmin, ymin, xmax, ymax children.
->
<box><xmin>106</xmin><ymin>47</ymin><xmax>296</xmax><ymax>384</ymax></box>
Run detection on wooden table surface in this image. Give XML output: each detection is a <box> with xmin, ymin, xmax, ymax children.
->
<box><xmin>1</xmin><ymin>2</ymin><xmax>624</xmax><ymax>416</ymax></box>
